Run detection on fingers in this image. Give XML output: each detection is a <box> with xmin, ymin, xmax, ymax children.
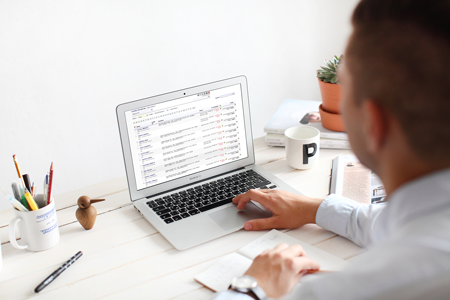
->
<box><xmin>281</xmin><ymin>244</ymin><xmax>307</xmax><ymax>258</ymax></box>
<box><xmin>233</xmin><ymin>189</ymin><xmax>274</xmax><ymax>210</ymax></box>
<box><xmin>244</xmin><ymin>216</ymin><xmax>279</xmax><ymax>231</ymax></box>
<box><xmin>291</xmin><ymin>256</ymin><xmax>321</xmax><ymax>273</ymax></box>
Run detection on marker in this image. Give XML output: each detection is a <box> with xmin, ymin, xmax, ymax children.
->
<box><xmin>23</xmin><ymin>174</ymin><xmax>32</xmax><ymax>193</ymax></box>
<box><xmin>34</xmin><ymin>251</ymin><xmax>83</xmax><ymax>293</ymax></box>
<box><xmin>11</xmin><ymin>182</ymin><xmax>20</xmax><ymax>202</ymax></box>
<box><xmin>47</xmin><ymin>163</ymin><xmax>54</xmax><ymax>205</ymax></box>
<box><xmin>1</xmin><ymin>188</ymin><xmax>29</xmax><ymax>212</ymax></box>
<box><xmin>23</xmin><ymin>187</ymin><xmax>39</xmax><ymax>211</ymax></box>
<box><xmin>12</xmin><ymin>155</ymin><xmax>26</xmax><ymax>188</ymax></box>
<box><xmin>17</xmin><ymin>182</ymin><xmax>29</xmax><ymax>210</ymax></box>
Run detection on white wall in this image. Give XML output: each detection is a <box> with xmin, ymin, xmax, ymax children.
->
<box><xmin>0</xmin><ymin>0</ymin><xmax>359</xmax><ymax>211</ymax></box>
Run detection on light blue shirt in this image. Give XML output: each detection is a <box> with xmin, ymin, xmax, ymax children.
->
<box><xmin>211</xmin><ymin>168</ymin><xmax>450</xmax><ymax>300</ymax></box>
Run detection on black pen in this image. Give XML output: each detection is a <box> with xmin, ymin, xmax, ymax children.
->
<box><xmin>34</xmin><ymin>251</ymin><xmax>83</xmax><ymax>293</ymax></box>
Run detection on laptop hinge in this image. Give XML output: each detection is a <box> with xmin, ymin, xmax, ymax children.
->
<box><xmin>145</xmin><ymin>167</ymin><xmax>246</xmax><ymax>199</ymax></box>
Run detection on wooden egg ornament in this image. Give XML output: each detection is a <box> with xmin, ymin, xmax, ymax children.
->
<box><xmin>76</xmin><ymin>196</ymin><xmax>105</xmax><ymax>230</ymax></box>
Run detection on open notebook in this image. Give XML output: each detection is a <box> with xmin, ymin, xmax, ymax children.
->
<box><xmin>194</xmin><ymin>230</ymin><xmax>346</xmax><ymax>292</ymax></box>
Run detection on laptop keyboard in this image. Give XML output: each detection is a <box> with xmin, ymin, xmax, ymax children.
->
<box><xmin>146</xmin><ymin>169</ymin><xmax>277</xmax><ymax>224</ymax></box>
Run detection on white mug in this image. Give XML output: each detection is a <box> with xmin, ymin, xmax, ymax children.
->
<box><xmin>285</xmin><ymin>126</ymin><xmax>320</xmax><ymax>169</ymax></box>
<box><xmin>9</xmin><ymin>195</ymin><xmax>60</xmax><ymax>252</ymax></box>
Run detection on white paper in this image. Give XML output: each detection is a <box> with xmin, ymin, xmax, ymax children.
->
<box><xmin>238</xmin><ymin>230</ymin><xmax>346</xmax><ymax>271</ymax></box>
<box><xmin>194</xmin><ymin>252</ymin><xmax>252</xmax><ymax>292</ymax></box>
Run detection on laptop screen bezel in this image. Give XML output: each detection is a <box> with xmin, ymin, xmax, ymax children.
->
<box><xmin>116</xmin><ymin>75</ymin><xmax>255</xmax><ymax>202</ymax></box>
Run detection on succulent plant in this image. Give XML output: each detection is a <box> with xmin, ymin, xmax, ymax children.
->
<box><xmin>317</xmin><ymin>55</ymin><xmax>344</xmax><ymax>84</ymax></box>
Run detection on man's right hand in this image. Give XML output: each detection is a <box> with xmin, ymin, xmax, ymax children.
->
<box><xmin>232</xmin><ymin>189</ymin><xmax>324</xmax><ymax>230</ymax></box>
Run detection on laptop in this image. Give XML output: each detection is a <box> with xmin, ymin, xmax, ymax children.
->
<box><xmin>116</xmin><ymin>76</ymin><xmax>301</xmax><ymax>250</ymax></box>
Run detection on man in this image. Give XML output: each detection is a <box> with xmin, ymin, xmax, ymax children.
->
<box><xmin>212</xmin><ymin>0</ymin><xmax>450</xmax><ymax>299</ymax></box>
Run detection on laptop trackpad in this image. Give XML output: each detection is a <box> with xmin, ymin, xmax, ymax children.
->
<box><xmin>209</xmin><ymin>203</ymin><xmax>272</xmax><ymax>231</ymax></box>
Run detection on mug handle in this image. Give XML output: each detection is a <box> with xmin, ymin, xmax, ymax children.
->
<box><xmin>8</xmin><ymin>217</ymin><xmax>28</xmax><ymax>250</ymax></box>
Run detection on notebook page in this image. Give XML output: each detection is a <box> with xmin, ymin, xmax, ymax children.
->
<box><xmin>194</xmin><ymin>253</ymin><xmax>253</xmax><ymax>292</ymax></box>
<box><xmin>238</xmin><ymin>230</ymin><xmax>346</xmax><ymax>271</ymax></box>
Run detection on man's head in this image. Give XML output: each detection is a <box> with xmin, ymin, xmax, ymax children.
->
<box><xmin>340</xmin><ymin>0</ymin><xmax>450</xmax><ymax>176</ymax></box>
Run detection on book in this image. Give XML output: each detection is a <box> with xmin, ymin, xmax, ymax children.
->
<box><xmin>194</xmin><ymin>230</ymin><xmax>346</xmax><ymax>292</ymax></box>
<box><xmin>330</xmin><ymin>154</ymin><xmax>386</xmax><ymax>204</ymax></box>
<box><xmin>264</xmin><ymin>99</ymin><xmax>348</xmax><ymax>140</ymax></box>
<box><xmin>265</xmin><ymin>133</ymin><xmax>351</xmax><ymax>150</ymax></box>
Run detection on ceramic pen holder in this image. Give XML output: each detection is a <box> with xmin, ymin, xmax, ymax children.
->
<box><xmin>8</xmin><ymin>194</ymin><xmax>60</xmax><ymax>252</ymax></box>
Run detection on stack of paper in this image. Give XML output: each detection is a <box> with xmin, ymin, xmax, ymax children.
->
<box><xmin>194</xmin><ymin>230</ymin><xmax>346</xmax><ymax>292</ymax></box>
<box><xmin>264</xmin><ymin>99</ymin><xmax>350</xmax><ymax>149</ymax></box>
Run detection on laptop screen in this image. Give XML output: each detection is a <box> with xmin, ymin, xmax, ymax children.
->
<box><xmin>125</xmin><ymin>83</ymin><xmax>249</xmax><ymax>190</ymax></box>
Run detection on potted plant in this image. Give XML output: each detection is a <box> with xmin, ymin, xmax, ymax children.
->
<box><xmin>317</xmin><ymin>55</ymin><xmax>345</xmax><ymax>132</ymax></box>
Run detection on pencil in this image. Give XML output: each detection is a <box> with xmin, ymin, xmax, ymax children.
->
<box><xmin>12</xmin><ymin>155</ymin><xmax>26</xmax><ymax>189</ymax></box>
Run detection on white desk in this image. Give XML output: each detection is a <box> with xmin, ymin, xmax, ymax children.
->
<box><xmin>0</xmin><ymin>138</ymin><xmax>364</xmax><ymax>300</ymax></box>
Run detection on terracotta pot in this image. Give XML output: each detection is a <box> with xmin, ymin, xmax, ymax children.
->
<box><xmin>318</xmin><ymin>79</ymin><xmax>341</xmax><ymax>114</ymax></box>
<box><xmin>318</xmin><ymin>104</ymin><xmax>345</xmax><ymax>132</ymax></box>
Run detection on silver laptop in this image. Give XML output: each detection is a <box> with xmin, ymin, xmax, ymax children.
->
<box><xmin>116</xmin><ymin>76</ymin><xmax>301</xmax><ymax>250</ymax></box>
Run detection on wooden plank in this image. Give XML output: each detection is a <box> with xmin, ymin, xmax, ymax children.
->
<box><xmin>254</xmin><ymin>147</ymin><xmax>286</xmax><ymax>166</ymax></box>
<box><xmin>0</xmin><ymin>177</ymin><xmax>128</xmax><ymax>229</ymax></box>
<box><xmin>314</xmin><ymin>235</ymin><xmax>365</xmax><ymax>260</ymax></box>
<box><xmin>253</xmin><ymin>136</ymin><xmax>270</xmax><ymax>153</ymax></box>
<box><xmin>170</xmin><ymin>287</ymin><xmax>213</xmax><ymax>300</ymax></box>
<box><xmin>1</xmin><ymin>190</ymin><xmax>132</xmax><ymax>245</ymax></box>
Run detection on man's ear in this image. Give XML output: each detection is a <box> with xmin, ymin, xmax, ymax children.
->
<box><xmin>362</xmin><ymin>100</ymin><xmax>389</xmax><ymax>154</ymax></box>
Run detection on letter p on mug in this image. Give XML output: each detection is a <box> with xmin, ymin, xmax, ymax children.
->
<box><xmin>285</xmin><ymin>126</ymin><xmax>320</xmax><ymax>169</ymax></box>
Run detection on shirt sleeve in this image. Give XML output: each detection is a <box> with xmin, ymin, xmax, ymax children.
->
<box><xmin>210</xmin><ymin>290</ymin><xmax>254</xmax><ymax>300</ymax></box>
<box><xmin>315</xmin><ymin>194</ymin><xmax>386</xmax><ymax>248</ymax></box>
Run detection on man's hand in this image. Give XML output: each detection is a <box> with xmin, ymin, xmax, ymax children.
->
<box><xmin>232</xmin><ymin>189</ymin><xmax>323</xmax><ymax>230</ymax></box>
<box><xmin>244</xmin><ymin>243</ymin><xmax>320</xmax><ymax>299</ymax></box>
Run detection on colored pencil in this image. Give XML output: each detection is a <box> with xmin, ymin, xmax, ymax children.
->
<box><xmin>47</xmin><ymin>162</ymin><xmax>54</xmax><ymax>205</ymax></box>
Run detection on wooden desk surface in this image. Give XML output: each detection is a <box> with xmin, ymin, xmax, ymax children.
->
<box><xmin>0</xmin><ymin>137</ymin><xmax>364</xmax><ymax>300</ymax></box>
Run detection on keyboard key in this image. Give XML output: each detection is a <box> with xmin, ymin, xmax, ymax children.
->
<box><xmin>173</xmin><ymin>215</ymin><xmax>182</xmax><ymax>221</ymax></box>
<box><xmin>179</xmin><ymin>207</ymin><xmax>187</xmax><ymax>213</ymax></box>
<box><xmin>269</xmin><ymin>185</ymin><xmax>277</xmax><ymax>189</ymax></box>
<box><xmin>171</xmin><ymin>210</ymin><xmax>179</xmax><ymax>216</ymax></box>
<box><xmin>189</xmin><ymin>209</ymin><xmax>200</xmax><ymax>215</ymax></box>
<box><xmin>181</xmin><ymin>212</ymin><xmax>190</xmax><ymax>218</ymax></box>
<box><xmin>153</xmin><ymin>205</ymin><xmax>166</xmax><ymax>212</ymax></box>
<box><xmin>254</xmin><ymin>181</ymin><xmax>271</xmax><ymax>188</ymax></box>
<box><xmin>147</xmin><ymin>201</ymin><xmax>157</xmax><ymax>208</ymax></box>
<box><xmin>164</xmin><ymin>218</ymin><xmax>174</xmax><ymax>224</ymax></box>
<box><xmin>198</xmin><ymin>198</ymin><xmax>233</xmax><ymax>213</ymax></box>
<box><xmin>156</xmin><ymin>208</ymin><xmax>170</xmax><ymax>215</ymax></box>
<box><xmin>156</xmin><ymin>200</ymin><xmax>165</xmax><ymax>206</ymax></box>
<box><xmin>160</xmin><ymin>213</ymin><xmax>171</xmax><ymax>219</ymax></box>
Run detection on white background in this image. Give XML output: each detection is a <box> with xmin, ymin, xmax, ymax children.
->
<box><xmin>0</xmin><ymin>0</ymin><xmax>358</xmax><ymax>211</ymax></box>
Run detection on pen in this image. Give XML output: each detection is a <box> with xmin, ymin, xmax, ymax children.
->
<box><xmin>31</xmin><ymin>183</ymin><xmax>35</xmax><ymax>198</ymax></box>
<box><xmin>12</xmin><ymin>155</ymin><xmax>26</xmax><ymax>189</ymax></box>
<box><xmin>1</xmin><ymin>188</ymin><xmax>29</xmax><ymax>212</ymax></box>
<box><xmin>23</xmin><ymin>187</ymin><xmax>39</xmax><ymax>211</ymax></box>
<box><xmin>47</xmin><ymin>162</ymin><xmax>54</xmax><ymax>205</ymax></box>
<box><xmin>34</xmin><ymin>251</ymin><xmax>83</xmax><ymax>293</ymax></box>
